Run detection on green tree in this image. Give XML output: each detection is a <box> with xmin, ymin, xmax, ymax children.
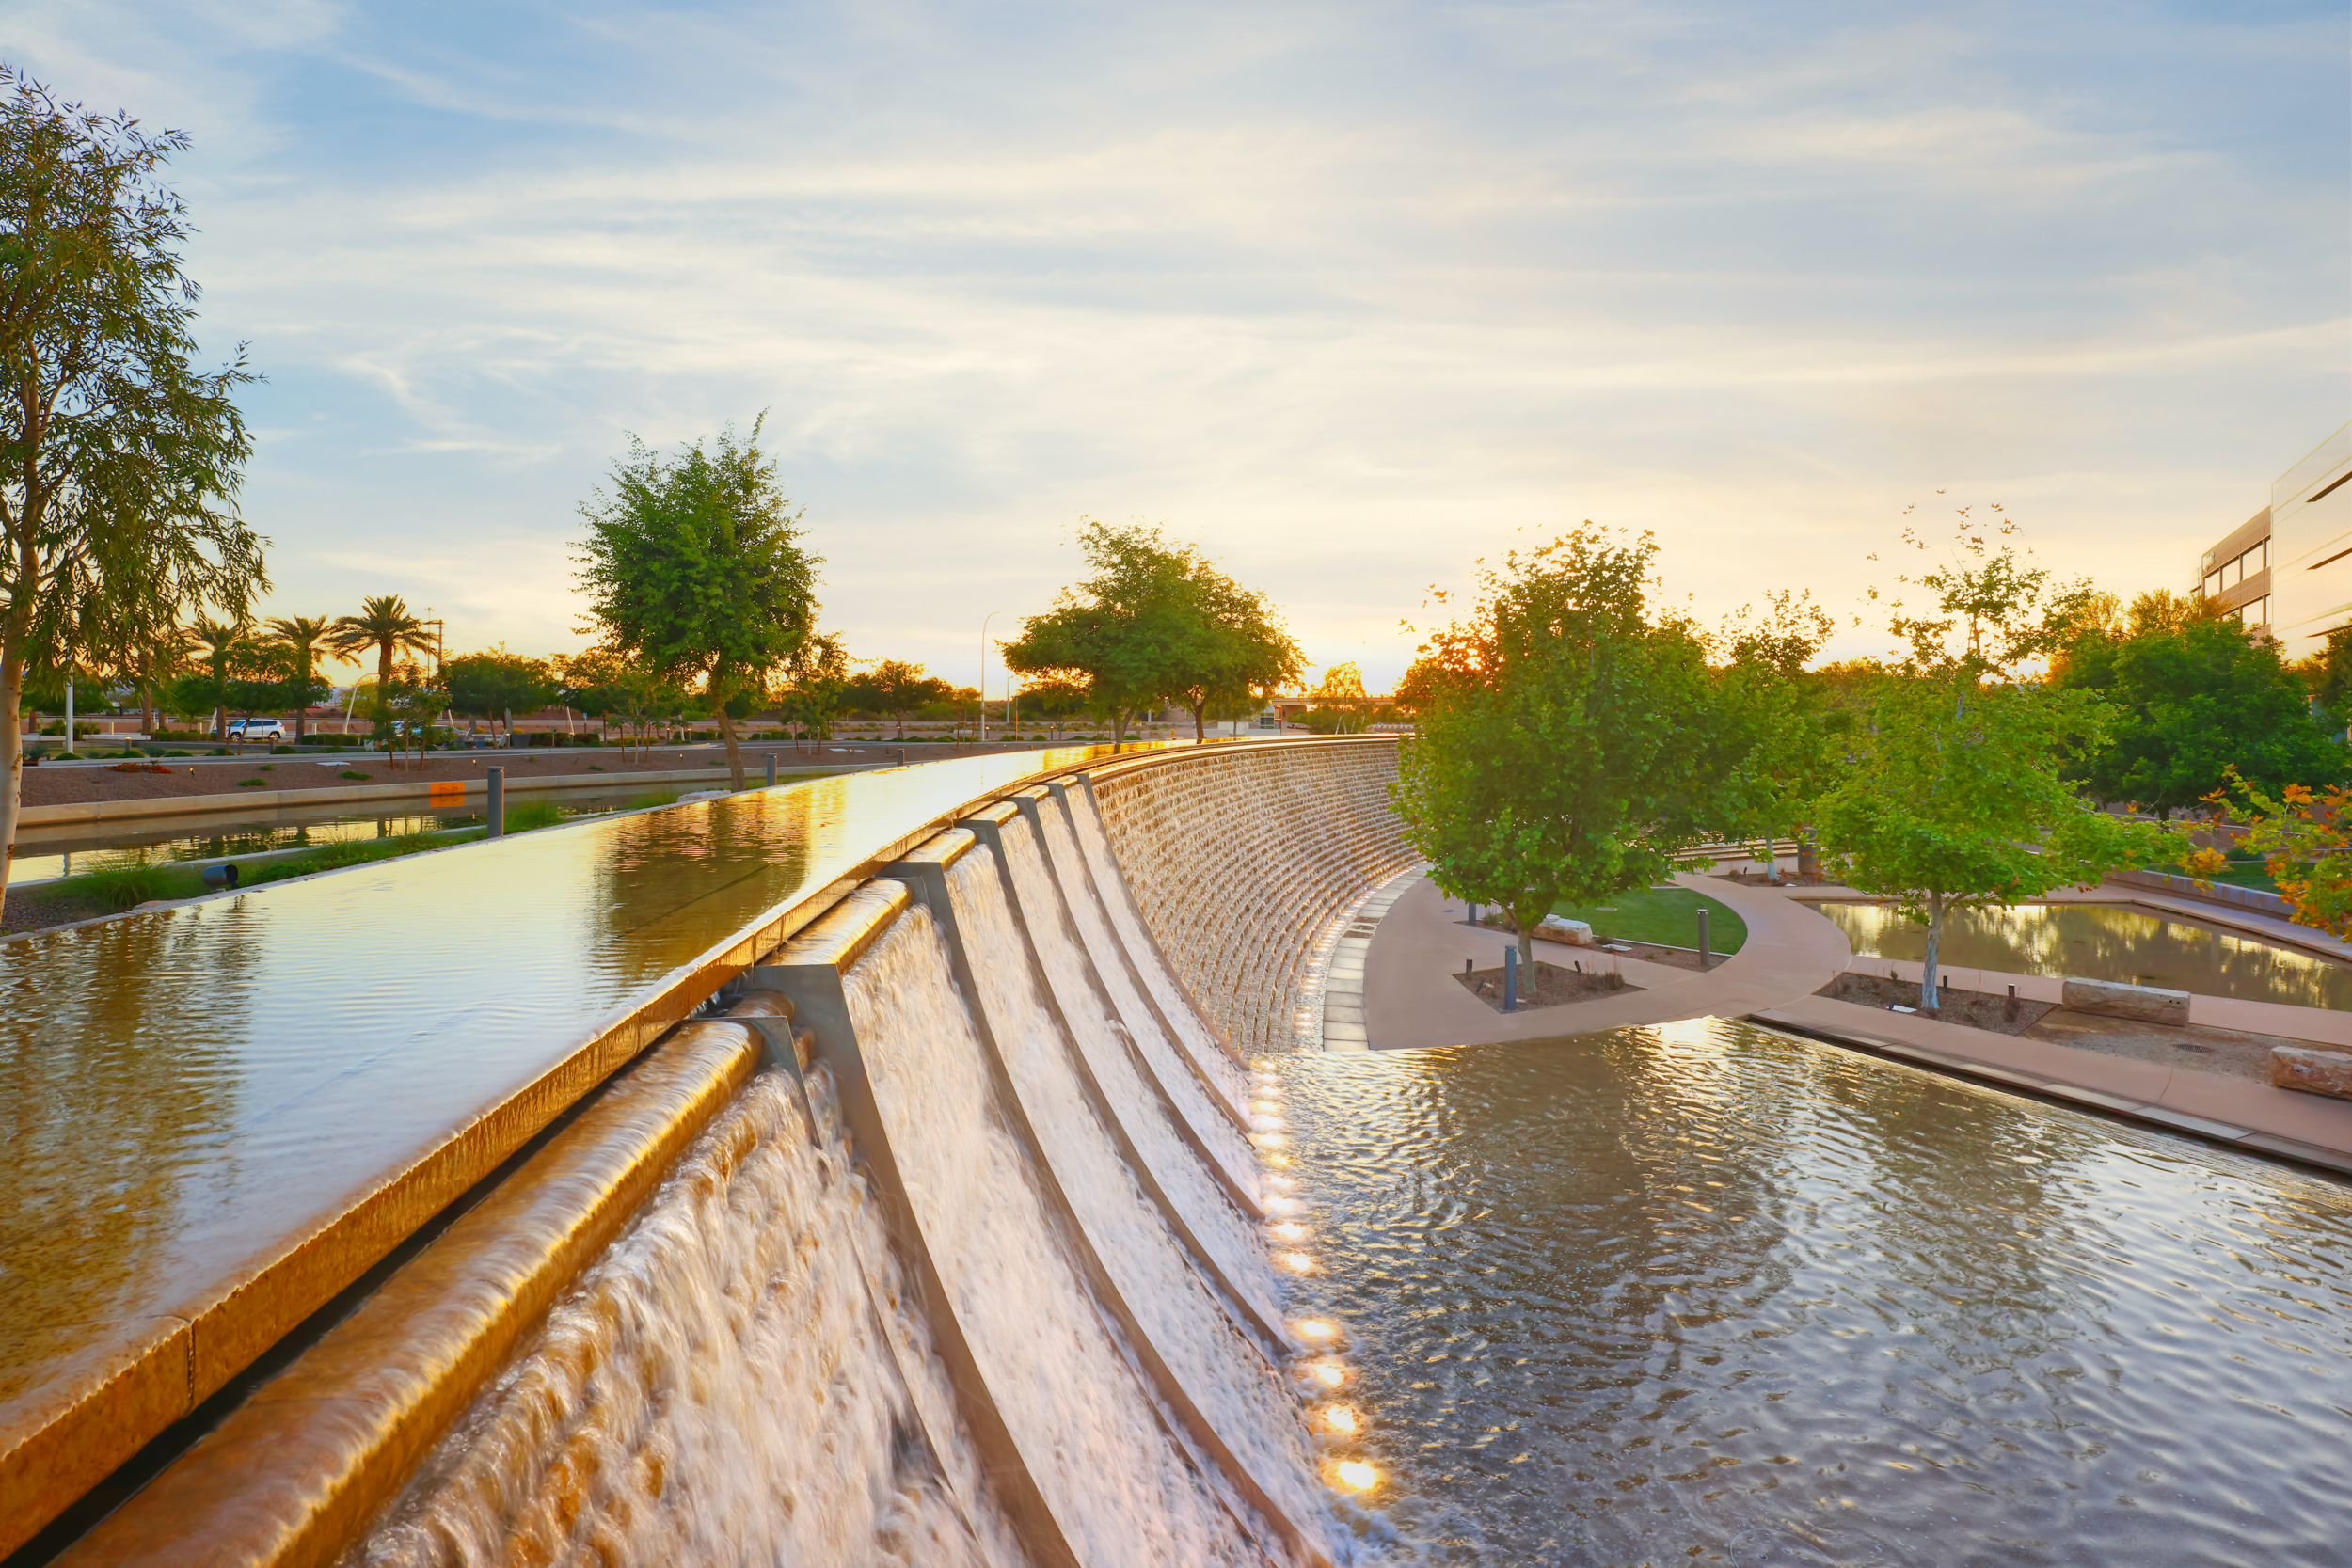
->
<box><xmin>1392</xmin><ymin>526</ymin><xmax>1743</xmax><ymax>971</ymax></box>
<box><xmin>326</xmin><ymin>595</ymin><xmax>437</xmax><ymax>725</ymax></box>
<box><xmin>182</xmin><ymin>615</ymin><xmax>247</xmax><ymax>741</ymax></box>
<box><xmin>1003</xmin><ymin>518</ymin><xmax>1303</xmax><ymax>747</ymax></box>
<box><xmin>260</xmin><ymin>615</ymin><xmax>333</xmax><ymax>742</ymax></box>
<box><xmin>845</xmin><ymin>658</ymin><xmax>950</xmax><ymax>738</ymax></box>
<box><xmin>0</xmin><ymin>71</ymin><xmax>265</xmax><ymax>881</ymax></box>
<box><xmin>1815</xmin><ymin>510</ymin><xmax>2170</xmax><ymax>1012</ymax></box>
<box><xmin>1705</xmin><ymin>590</ymin><xmax>1841</xmax><ymax>876</ymax></box>
<box><xmin>574</xmin><ymin>417</ymin><xmax>819</xmax><ymax>789</ymax></box>
<box><xmin>2057</xmin><ymin>617</ymin><xmax>2345</xmax><ymax>817</ymax></box>
<box><xmin>556</xmin><ymin>644</ymin><xmax>683</xmax><ymax>759</ymax></box>
<box><xmin>1301</xmin><ymin>662</ymin><xmax>1371</xmax><ymax>735</ymax></box>
<box><xmin>775</xmin><ymin>632</ymin><xmax>850</xmax><ymax>752</ymax></box>
<box><xmin>446</xmin><ymin>646</ymin><xmax>559</xmax><ymax>742</ymax></box>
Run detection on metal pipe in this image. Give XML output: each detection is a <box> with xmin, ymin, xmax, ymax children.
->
<box><xmin>1697</xmin><ymin>908</ymin><xmax>1711</xmax><ymax>969</ymax></box>
<box><xmin>1503</xmin><ymin>944</ymin><xmax>1518</xmax><ymax>1012</ymax></box>
<box><xmin>486</xmin><ymin>767</ymin><xmax>504</xmax><ymax>837</ymax></box>
<box><xmin>765</xmin><ymin>752</ymin><xmax>777</xmax><ymax>787</ymax></box>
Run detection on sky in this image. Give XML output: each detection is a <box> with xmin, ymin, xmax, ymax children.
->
<box><xmin>7</xmin><ymin>0</ymin><xmax>2346</xmax><ymax>692</ymax></box>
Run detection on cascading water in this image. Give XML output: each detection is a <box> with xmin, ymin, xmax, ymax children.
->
<box><xmin>840</xmin><ymin>904</ymin><xmax>1276</xmax><ymax>1567</ymax></box>
<box><xmin>342</xmin><ymin>1065</ymin><xmax>1028</xmax><ymax>1568</ymax></box>
<box><xmin>941</xmin><ymin>848</ymin><xmax>1333</xmax><ymax>1550</ymax></box>
<box><xmin>994</xmin><ymin>816</ymin><xmax>1284</xmax><ymax>1328</ymax></box>
<box><xmin>1030</xmin><ymin>808</ymin><xmax>1261</xmax><ymax>1175</ymax></box>
<box><xmin>1060</xmin><ymin>789</ymin><xmax>1248</xmax><ymax>1106</ymax></box>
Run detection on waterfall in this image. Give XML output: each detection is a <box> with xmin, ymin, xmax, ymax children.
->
<box><xmin>942</xmin><ymin>848</ymin><xmax>1331</xmax><ymax>1550</ymax></box>
<box><xmin>841</xmin><ymin>905</ymin><xmax>1276</xmax><ymax>1567</ymax></box>
<box><xmin>993</xmin><ymin>815</ymin><xmax>1283</xmax><ymax>1331</ymax></box>
<box><xmin>1059</xmin><ymin>787</ymin><xmax>1248</xmax><ymax>1105</ymax></box>
<box><xmin>343</xmin><ymin>1069</ymin><xmax>1028</xmax><ymax>1568</ymax></box>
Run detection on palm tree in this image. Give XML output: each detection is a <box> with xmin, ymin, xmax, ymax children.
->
<box><xmin>184</xmin><ymin>616</ymin><xmax>248</xmax><ymax>743</ymax></box>
<box><xmin>262</xmin><ymin>615</ymin><xmax>333</xmax><ymax>744</ymax></box>
<box><xmin>326</xmin><ymin>596</ymin><xmax>437</xmax><ymax>722</ymax></box>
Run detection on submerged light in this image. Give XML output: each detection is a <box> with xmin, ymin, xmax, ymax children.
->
<box><xmin>1279</xmin><ymin>1250</ymin><xmax>1315</xmax><ymax>1273</ymax></box>
<box><xmin>1321</xmin><ymin>1404</ymin><xmax>1360</xmax><ymax>1434</ymax></box>
<box><xmin>1334</xmin><ymin>1460</ymin><xmax>1380</xmax><ymax>1492</ymax></box>
<box><xmin>1295</xmin><ymin>1318</ymin><xmax>1339</xmax><ymax>1341</ymax></box>
<box><xmin>1305</xmin><ymin>1362</ymin><xmax>1346</xmax><ymax>1387</ymax></box>
<box><xmin>1270</xmin><ymin>1221</ymin><xmax>1309</xmax><ymax>1241</ymax></box>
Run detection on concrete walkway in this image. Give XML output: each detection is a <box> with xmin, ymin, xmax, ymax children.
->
<box><xmin>1359</xmin><ymin>869</ymin><xmax>1852</xmax><ymax>1048</ymax></box>
<box><xmin>1358</xmin><ymin>864</ymin><xmax>2352</xmax><ymax>1176</ymax></box>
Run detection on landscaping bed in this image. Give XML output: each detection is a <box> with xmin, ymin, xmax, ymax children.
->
<box><xmin>1815</xmin><ymin>972</ymin><xmax>2055</xmax><ymax>1036</ymax></box>
<box><xmin>1456</xmin><ymin>959</ymin><xmax>1635</xmax><ymax>1012</ymax></box>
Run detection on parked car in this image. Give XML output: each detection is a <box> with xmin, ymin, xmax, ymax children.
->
<box><xmin>229</xmin><ymin>719</ymin><xmax>287</xmax><ymax>743</ymax></box>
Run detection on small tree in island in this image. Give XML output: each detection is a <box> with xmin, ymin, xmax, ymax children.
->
<box><xmin>574</xmin><ymin>417</ymin><xmax>820</xmax><ymax>789</ymax></box>
<box><xmin>1812</xmin><ymin>507</ymin><xmax>2171</xmax><ymax>1014</ymax></box>
<box><xmin>1393</xmin><ymin>527</ymin><xmax>1756</xmax><ymax>974</ymax></box>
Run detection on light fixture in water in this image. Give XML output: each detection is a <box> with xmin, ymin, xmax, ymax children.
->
<box><xmin>1295</xmin><ymin>1318</ymin><xmax>1340</xmax><ymax>1340</ymax></box>
<box><xmin>1279</xmin><ymin>1250</ymin><xmax>1315</xmax><ymax>1273</ymax></box>
<box><xmin>1304</xmin><ymin>1361</ymin><xmax>1346</xmax><ymax>1387</ymax></box>
<box><xmin>1270</xmin><ymin>1221</ymin><xmax>1309</xmax><ymax>1241</ymax></box>
<box><xmin>1251</xmin><ymin>1132</ymin><xmax>1289</xmax><ymax>1148</ymax></box>
<box><xmin>1334</xmin><ymin>1460</ymin><xmax>1380</xmax><ymax>1492</ymax></box>
<box><xmin>1250</xmin><ymin>1099</ymin><xmax>1282</xmax><ymax>1116</ymax></box>
<box><xmin>1264</xmin><ymin>1172</ymin><xmax>1296</xmax><ymax>1190</ymax></box>
<box><xmin>1263</xmin><ymin>1153</ymin><xmax>1293</xmax><ymax>1168</ymax></box>
<box><xmin>1266</xmin><ymin>1195</ymin><xmax>1302</xmax><ymax>1213</ymax></box>
<box><xmin>1321</xmin><ymin>1403</ymin><xmax>1360</xmax><ymax>1434</ymax></box>
<box><xmin>1251</xmin><ymin>1115</ymin><xmax>1287</xmax><ymax>1133</ymax></box>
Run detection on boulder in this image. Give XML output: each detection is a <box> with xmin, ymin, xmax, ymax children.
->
<box><xmin>2060</xmin><ymin>977</ymin><xmax>2189</xmax><ymax>1025</ymax></box>
<box><xmin>2272</xmin><ymin>1046</ymin><xmax>2352</xmax><ymax>1101</ymax></box>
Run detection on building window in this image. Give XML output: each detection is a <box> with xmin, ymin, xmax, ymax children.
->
<box><xmin>2204</xmin><ymin>571</ymin><xmax>2221</xmax><ymax>598</ymax></box>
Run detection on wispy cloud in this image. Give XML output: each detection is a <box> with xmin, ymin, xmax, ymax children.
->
<box><xmin>5</xmin><ymin>0</ymin><xmax>2342</xmax><ymax>680</ymax></box>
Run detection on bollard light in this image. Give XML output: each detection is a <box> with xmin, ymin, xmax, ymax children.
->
<box><xmin>487</xmin><ymin>767</ymin><xmax>504</xmax><ymax>837</ymax></box>
<box><xmin>1502</xmin><ymin>944</ymin><xmax>1518</xmax><ymax>1012</ymax></box>
<box><xmin>1697</xmin><ymin>908</ymin><xmax>1711</xmax><ymax>969</ymax></box>
<box><xmin>200</xmin><ymin>863</ymin><xmax>240</xmax><ymax>891</ymax></box>
<box><xmin>765</xmin><ymin>753</ymin><xmax>777</xmax><ymax>787</ymax></box>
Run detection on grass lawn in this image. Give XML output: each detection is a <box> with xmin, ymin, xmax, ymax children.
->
<box><xmin>1550</xmin><ymin>885</ymin><xmax>1747</xmax><ymax>954</ymax></box>
<box><xmin>2153</xmin><ymin>853</ymin><xmax>2277</xmax><ymax>894</ymax></box>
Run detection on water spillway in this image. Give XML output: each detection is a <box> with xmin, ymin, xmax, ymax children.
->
<box><xmin>13</xmin><ymin>733</ymin><xmax>2352</xmax><ymax>1564</ymax></box>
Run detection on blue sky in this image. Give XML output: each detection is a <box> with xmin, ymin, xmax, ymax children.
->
<box><xmin>8</xmin><ymin>0</ymin><xmax>2344</xmax><ymax>689</ymax></box>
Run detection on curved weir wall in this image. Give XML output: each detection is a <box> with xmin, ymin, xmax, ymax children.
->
<box><xmin>10</xmin><ymin>737</ymin><xmax>1405</xmax><ymax>1567</ymax></box>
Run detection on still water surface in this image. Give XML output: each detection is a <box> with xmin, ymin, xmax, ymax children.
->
<box><xmin>1815</xmin><ymin>899</ymin><xmax>2352</xmax><ymax>1011</ymax></box>
<box><xmin>1284</xmin><ymin>1021</ymin><xmax>2352</xmax><ymax>1566</ymax></box>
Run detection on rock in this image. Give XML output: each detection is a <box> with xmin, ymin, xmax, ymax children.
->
<box><xmin>2272</xmin><ymin>1046</ymin><xmax>2352</xmax><ymax>1100</ymax></box>
<box><xmin>2061</xmin><ymin>977</ymin><xmax>2190</xmax><ymax>1025</ymax></box>
<box><xmin>1534</xmin><ymin>914</ymin><xmax>1595</xmax><ymax>946</ymax></box>
<box><xmin>675</xmin><ymin>789</ymin><xmax>731</xmax><ymax>805</ymax></box>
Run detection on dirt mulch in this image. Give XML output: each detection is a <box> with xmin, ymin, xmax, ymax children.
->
<box><xmin>1816</xmin><ymin>972</ymin><xmax>2056</xmax><ymax>1036</ymax></box>
<box><xmin>0</xmin><ymin>886</ymin><xmax>108</xmax><ymax>934</ymax></box>
<box><xmin>2023</xmin><ymin>1008</ymin><xmax>2336</xmax><ymax>1085</ymax></box>
<box><xmin>1456</xmin><ymin>959</ymin><xmax>1636</xmax><ymax>1013</ymax></box>
<box><xmin>1597</xmin><ymin>940</ymin><xmax>1729</xmax><ymax>974</ymax></box>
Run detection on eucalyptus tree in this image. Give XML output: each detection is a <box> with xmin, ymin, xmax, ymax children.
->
<box><xmin>575</xmin><ymin>417</ymin><xmax>819</xmax><ymax>788</ymax></box>
<box><xmin>0</xmin><ymin>71</ymin><xmax>265</xmax><ymax>880</ymax></box>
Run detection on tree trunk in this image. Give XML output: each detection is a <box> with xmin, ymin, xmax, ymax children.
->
<box><xmin>1111</xmin><ymin>707</ymin><xmax>1129</xmax><ymax>752</ymax></box>
<box><xmin>717</xmin><ymin>707</ymin><xmax>746</xmax><ymax>789</ymax></box>
<box><xmin>1919</xmin><ymin>891</ymin><xmax>1944</xmax><ymax>1015</ymax></box>
<box><xmin>0</xmin><ymin>658</ymin><xmax>23</xmax><ymax>898</ymax></box>
<box><xmin>1189</xmin><ymin>700</ymin><xmax>1207</xmax><ymax>742</ymax></box>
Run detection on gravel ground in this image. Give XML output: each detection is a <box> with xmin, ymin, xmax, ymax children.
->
<box><xmin>1456</xmin><ymin>959</ymin><xmax>1635</xmax><ymax>1012</ymax></box>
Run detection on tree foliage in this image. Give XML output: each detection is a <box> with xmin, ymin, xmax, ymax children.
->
<box><xmin>2202</xmin><ymin>772</ymin><xmax>2352</xmax><ymax>941</ymax></box>
<box><xmin>326</xmin><ymin>594</ymin><xmax>436</xmax><ymax>703</ymax></box>
<box><xmin>1814</xmin><ymin>508</ymin><xmax>2170</xmax><ymax>1011</ymax></box>
<box><xmin>0</xmin><ymin>71</ymin><xmax>264</xmax><ymax>878</ymax></box>
<box><xmin>1392</xmin><ymin>527</ymin><xmax>1751</xmax><ymax>968</ymax></box>
<box><xmin>2057</xmin><ymin>616</ymin><xmax>2344</xmax><ymax>817</ymax></box>
<box><xmin>446</xmin><ymin>647</ymin><xmax>559</xmax><ymax>735</ymax></box>
<box><xmin>1003</xmin><ymin>519</ymin><xmax>1304</xmax><ymax>746</ymax></box>
<box><xmin>575</xmin><ymin>417</ymin><xmax>819</xmax><ymax>787</ymax></box>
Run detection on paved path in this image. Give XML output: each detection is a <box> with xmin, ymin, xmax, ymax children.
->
<box><xmin>1357</xmin><ymin>865</ymin><xmax>2352</xmax><ymax>1175</ymax></box>
<box><xmin>1358</xmin><ymin>869</ymin><xmax>1851</xmax><ymax>1048</ymax></box>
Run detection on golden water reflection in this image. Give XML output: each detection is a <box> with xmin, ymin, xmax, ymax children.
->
<box><xmin>1284</xmin><ymin>1020</ymin><xmax>2352</xmax><ymax>1565</ymax></box>
<box><xmin>1816</xmin><ymin>899</ymin><xmax>2352</xmax><ymax>1009</ymax></box>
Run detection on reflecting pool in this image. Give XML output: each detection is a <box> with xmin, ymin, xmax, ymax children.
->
<box><xmin>1814</xmin><ymin>899</ymin><xmax>2352</xmax><ymax>1011</ymax></box>
<box><xmin>1284</xmin><ymin>1021</ymin><xmax>2352</xmax><ymax>1566</ymax></box>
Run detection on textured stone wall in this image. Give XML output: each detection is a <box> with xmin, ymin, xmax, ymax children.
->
<box><xmin>1086</xmin><ymin>737</ymin><xmax>1414</xmax><ymax>1054</ymax></box>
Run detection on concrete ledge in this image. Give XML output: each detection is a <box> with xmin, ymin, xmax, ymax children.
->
<box><xmin>12</xmin><ymin>765</ymin><xmax>833</xmax><ymax>827</ymax></box>
<box><xmin>52</xmin><ymin>1021</ymin><xmax>760</xmax><ymax>1568</ymax></box>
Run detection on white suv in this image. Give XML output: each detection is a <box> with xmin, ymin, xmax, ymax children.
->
<box><xmin>230</xmin><ymin>719</ymin><xmax>288</xmax><ymax>743</ymax></box>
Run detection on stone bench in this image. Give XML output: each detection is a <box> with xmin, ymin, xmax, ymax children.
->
<box><xmin>2273</xmin><ymin>1046</ymin><xmax>2352</xmax><ymax>1101</ymax></box>
<box><xmin>2061</xmin><ymin>977</ymin><xmax>2189</xmax><ymax>1025</ymax></box>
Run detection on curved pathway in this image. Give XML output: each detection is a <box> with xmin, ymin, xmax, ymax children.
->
<box><xmin>1354</xmin><ymin>869</ymin><xmax>1851</xmax><ymax>1049</ymax></box>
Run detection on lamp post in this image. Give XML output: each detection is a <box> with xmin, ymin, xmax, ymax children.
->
<box><xmin>978</xmin><ymin>610</ymin><xmax>1002</xmax><ymax>745</ymax></box>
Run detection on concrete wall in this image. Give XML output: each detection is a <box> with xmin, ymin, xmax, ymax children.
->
<box><xmin>1089</xmin><ymin>736</ymin><xmax>1413</xmax><ymax>1055</ymax></box>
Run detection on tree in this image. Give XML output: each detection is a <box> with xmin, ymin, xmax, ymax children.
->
<box><xmin>326</xmin><ymin>594</ymin><xmax>437</xmax><ymax>727</ymax></box>
<box><xmin>261</xmin><ymin>615</ymin><xmax>333</xmax><ymax>742</ymax></box>
<box><xmin>183</xmin><ymin>615</ymin><xmax>247</xmax><ymax>741</ymax></box>
<box><xmin>1003</xmin><ymin>518</ymin><xmax>1303</xmax><ymax>747</ymax></box>
<box><xmin>846</xmin><ymin>659</ymin><xmax>950</xmax><ymax>738</ymax></box>
<box><xmin>1392</xmin><ymin>526</ymin><xmax>1746</xmax><ymax>971</ymax></box>
<box><xmin>1301</xmin><ymin>662</ymin><xmax>1371</xmax><ymax>735</ymax></box>
<box><xmin>0</xmin><ymin>71</ymin><xmax>265</xmax><ymax>884</ymax></box>
<box><xmin>446</xmin><ymin>646</ymin><xmax>559</xmax><ymax>741</ymax></box>
<box><xmin>2203</xmin><ymin>772</ymin><xmax>2352</xmax><ymax>941</ymax></box>
<box><xmin>2057</xmin><ymin>617</ymin><xmax>2345</xmax><ymax>817</ymax></box>
<box><xmin>575</xmin><ymin>417</ymin><xmax>819</xmax><ymax>789</ymax></box>
<box><xmin>775</xmin><ymin>632</ymin><xmax>850</xmax><ymax>752</ymax></box>
<box><xmin>1705</xmin><ymin>590</ymin><xmax>1840</xmax><ymax>876</ymax></box>
<box><xmin>1814</xmin><ymin>508</ymin><xmax>2170</xmax><ymax>1013</ymax></box>
<box><xmin>556</xmin><ymin>644</ymin><xmax>682</xmax><ymax>760</ymax></box>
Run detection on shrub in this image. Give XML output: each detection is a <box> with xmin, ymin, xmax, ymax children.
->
<box><xmin>626</xmin><ymin>788</ymin><xmax>680</xmax><ymax>810</ymax></box>
<box><xmin>81</xmin><ymin>862</ymin><xmax>183</xmax><ymax>912</ymax></box>
<box><xmin>502</xmin><ymin>799</ymin><xmax>568</xmax><ymax>833</ymax></box>
<box><xmin>341</xmin><ymin>769</ymin><xmax>372</xmax><ymax>781</ymax></box>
